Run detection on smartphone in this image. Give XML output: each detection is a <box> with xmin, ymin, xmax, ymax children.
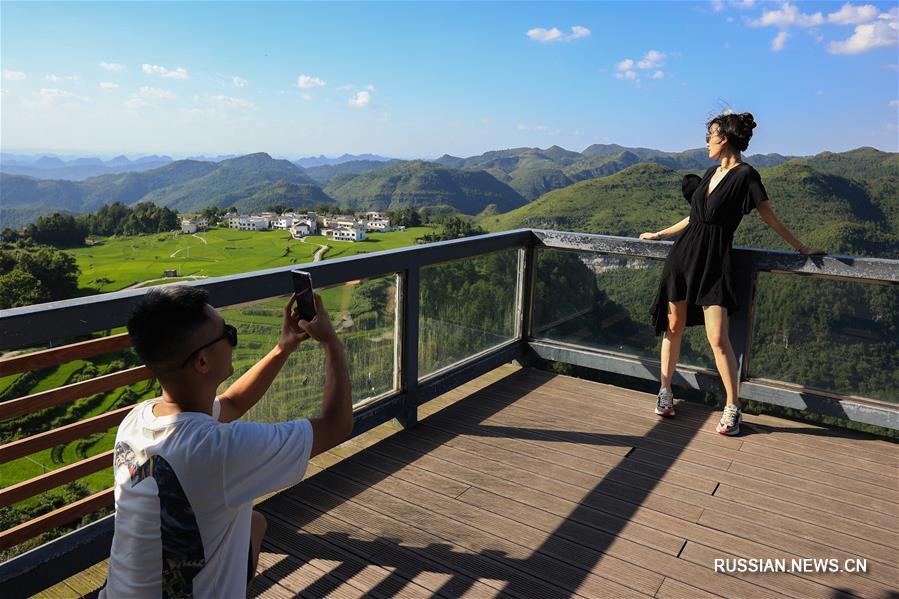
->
<box><xmin>290</xmin><ymin>269</ymin><xmax>317</xmax><ymax>321</ymax></box>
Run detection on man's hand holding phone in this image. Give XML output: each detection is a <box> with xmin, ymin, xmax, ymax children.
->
<box><xmin>295</xmin><ymin>293</ymin><xmax>339</xmax><ymax>347</ymax></box>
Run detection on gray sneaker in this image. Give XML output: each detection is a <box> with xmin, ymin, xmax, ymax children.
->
<box><xmin>655</xmin><ymin>390</ymin><xmax>676</xmax><ymax>417</ymax></box>
<box><xmin>716</xmin><ymin>404</ymin><xmax>742</xmax><ymax>436</ymax></box>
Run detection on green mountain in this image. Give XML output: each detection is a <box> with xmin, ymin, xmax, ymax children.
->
<box><xmin>482</xmin><ymin>155</ymin><xmax>899</xmax><ymax>258</ymax></box>
<box><xmin>438</xmin><ymin>144</ymin><xmax>798</xmax><ymax>202</ymax></box>
<box><xmin>323</xmin><ymin>160</ymin><xmax>527</xmax><ymax>214</ymax></box>
<box><xmin>303</xmin><ymin>159</ymin><xmax>399</xmax><ymax>185</ymax></box>
<box><xmin>0</xmin><ymin>154</ymin><xmax>331</xmax><ymax>226</ymax></box>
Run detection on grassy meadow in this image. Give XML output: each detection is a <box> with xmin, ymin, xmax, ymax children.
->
<box><xmin>66</xmin><ymin>226</ymin><xmax>434</xmax><ymax>293</ymax></box>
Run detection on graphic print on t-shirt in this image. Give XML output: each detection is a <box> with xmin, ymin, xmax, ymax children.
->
<box><xmin>115</xmin><ymin>441</ymin><xmax>206</xmax><ymax>598</ymax></box>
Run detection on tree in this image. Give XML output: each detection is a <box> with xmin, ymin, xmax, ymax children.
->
<box><xmin>24</xmin><ymin>213</ymin><xmax>87</xmax><ymax>247</ymax></box>
<box><xmin>0</xmin><ymin>247</ymin><xmax>80</xmax><ymax>309</ymax></box>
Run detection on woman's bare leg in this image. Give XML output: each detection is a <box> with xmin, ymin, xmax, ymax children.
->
<box><xmin>660</xmin><ymin>300</ymin><xmax>687</xmax><ymax>390</ymax></box>
<box><xmin>702</xmin><ymin>305</ymin><xmax>741</xmax><ymax>408</ymax></box>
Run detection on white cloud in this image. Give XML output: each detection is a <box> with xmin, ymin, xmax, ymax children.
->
<box><xmin>205</xmin><ymin>94</ymin><xmax>252</xmax><ymax>108</ymax></box>
<box><xmin>889</xmin><ymin>99</ymin><xmax>899</xmax><ymax>108</ymax></box>
<box><xmin>99</xmin><ymin>82</ymin><xmax>119</xmax><ymax>90</ymax></box>
<box><xmin>615</xmin><ymin>70</ymin><xmax>637</xmax><ymax>80</ymax></box>
<box><xmin>616</xmin><ymin>58</ymin><xmax>634</xmax><ymax>71</ymax></box>
<box><xmin>142</xmin><ymin>64</ymin><xmax>188</xmax><ymax>79</ymax></box>
<box><xmin>652</xmin><ymin>70</ymin><xmax>665</xmax><ymax>79</ymax></box>
<box><xmin>731</xmin><ymin>0</ymin><xmax>756</xmax><ymax>8</ymax></box>
<box><xmin>637</xmin><ymin>50</ymin><xmax>666</xmax><ymax>69</ymax></box>
<box><xmin>100</xmin><ymin>62</ymin><xmax>125</xmax><ymax>71</ymax></box>
<box><xmin>828</xmin><ymin>11</ymin><xmax>898</xmax><ymax>54</ymax></box>
<box><xmin>337</xmin><ymin>84</ymin><xmax>356</xmax><ymax>91</ymax></box>
<box><xmin>299</xmin><ymin>93</ymin><xmax>312</xmax><ymax>101</ymax></box>
<box><xmin>124</xmin><ymin>97</ymin><xmax>149</xmax><ymax>110</ymax></box>
<box><xmin>139</xmin><ymin>86</ymin><xmax>175</xmax><ymax>99</ymax></box>
<box><xmin>516</xmin><ymin>123</ymin><xmax>527</xmax><ymax>130</ymax></box>
<box><xmin>34</xmin><ymin>88</ymin><xmax>74</xmax><ymax>101</ymax></box>
<box><xmin>46</xmin><ymin>74</ymin><xmax>82</xmax><ymax>83</ymax></box>
<box><xmin>711</xmin><ymin>0</ymin><xmax>725</xmax><ymax>13</ymax></box>
<box><xmin>752</xmin><ymin>3</ymin><xmax>824</xmax><ymax>28</ymax></box>
<box><xmin>772</xmin><ymin>30</ymin><xmax>789</xmax><ymax>51</ymax></box>
<box><xmin>348</xmin><ymin>90</ymin><xmax>372</xmax><ymax>108</ymax></box>
<box><xmin>816</xmin><ymin>90</ymin><xmax>825</xmax><ymax>96</ymax></box>
<box><xmin>828</xmin><ymin>3</ymin><xmax>879</xmax><ymax>25</ymax></box>
<box><xmin>527</xmin><ymin>25</ymin><xmax>591</xmax><ymax>43</ymax></box>
<box><xmin>3</xmin><ymin>69</ymin><xmax>26</xmax><ymax>80</ymax></box>
<box><xmin>297</xmin><ymin>74</ymin><xmax>326</xmax><ymax>88</ymax></box>
<box><xmin>232</xmin><ymin>75</ymin><xmax>248</xmax><ymax>88</ymax></box>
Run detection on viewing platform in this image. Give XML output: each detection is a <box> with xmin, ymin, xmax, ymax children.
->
<box><xmin>1</xmin><ymin>230</ymin><xmax>896</xmax><ymax>598</ymax></box>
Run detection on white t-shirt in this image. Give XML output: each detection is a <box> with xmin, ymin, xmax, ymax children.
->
<box><xmin>100</xmin><ymin>398</ymin><xmax>313</xmax><ymax>598</ymax></box>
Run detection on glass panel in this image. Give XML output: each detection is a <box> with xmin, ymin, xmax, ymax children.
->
<box><xmin>532</xmin><ymin>248</ymin><xmax>717</xmax><ymax>369</ymax></box>
<box><xmin>220</xmin><ymin>274</ymin><xmax>398</xmax><ymax>423</ymax></box>
<box><xmin>750</xmin><ymin>273</ymin><xmax>898</xmax><ymax>403</ymax></box>
<box><xmin>419</xmin><ymin>248</ymin><xmax>519</xmax><ymax>378</ymax></box>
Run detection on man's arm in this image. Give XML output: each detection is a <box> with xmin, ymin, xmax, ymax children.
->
<box><xmin>217</xmin><ymin>345</ymin><xmax>291</xmax><ymax>422</ymax></box>
<box><xmin>218</xmin><ymin>295</ymin><xmax>309</xmax><ymax>423</ymax></box>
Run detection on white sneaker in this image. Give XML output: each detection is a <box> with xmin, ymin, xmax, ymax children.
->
<box><xmin>716</xmin><ymin>405</ymin><xmax>742</xmax><ymax>436</ymax></box>
<box><xmin>655</xmin><ymin>390</ymin><xmax>676</xmax><ymax>417</ymax></box>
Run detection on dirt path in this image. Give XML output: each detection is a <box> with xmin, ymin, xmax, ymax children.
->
<box><xmin>122</xmin><ymin>275</ymin><xmax>208</xmax><ymax>290</ymax></box>
<box><xmin>192</xmin><ymin>234</ymin><xmax>207</xmax><ymax>244</ymax></box>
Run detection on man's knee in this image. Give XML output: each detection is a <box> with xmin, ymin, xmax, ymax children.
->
<box><xmin>251</xmin><ymin>511</ymin><xmax>267</xmax><ymax>539</ymax></box>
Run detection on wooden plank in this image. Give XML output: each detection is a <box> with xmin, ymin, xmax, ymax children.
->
<box><xmin>264</xmin><ymin>489</ymin><xmax>584</xmax><ymax>599</ymax></box>
<box><xmin>712</xmin><ymin>483</ymin><xmax>898</xmax><ymax>549</ymax></box>
<box><xmin>540</xmin><ymin>372</ymin><xmax>899</xmax><ymax>465</ymax></box>
<box><xmin>481</xmin><ymin>388</ymin><xmax>899</xmax><ymax>502</ymax></box>
<box><xmin>280</xmin><ymin>474</ymin><xmax>653</xmax><ymax>599</ymax></box>
<box><xmin>654</xmin><ymin>577</ymin><xmax>723</xmax><ymax>599</ymax></box>
<box><xmin>0</xmin><ymin>449</ymin><xmax>113</xmax><ymax>508</ymax></box>
<box><xmin>308</xmin><ymin>466</ymin><xmax>781</xmax><ymax>599</ymax></box>
<box><xmin>352</xmin><ymin>440</ymin><xmax>686</xmax><ymax>555</ymax></box>
<box><xmin>0</xmin><ymin>406</ymin><xmax>132</xmax><ymax>465</ymax></box>
<box><xmin>0</xmin><ymin>365</ymin><xmax>152</xmax><ymax>421</ymax></box>
<box><xmin>0</xmin><ymin>333</ymin><xmax>133</xmax><ymax>377</ymax></box>
<box><xmin>0</xmin><ymin>488</ymin><xmax>113</xmax><ymax>551</ymax></box>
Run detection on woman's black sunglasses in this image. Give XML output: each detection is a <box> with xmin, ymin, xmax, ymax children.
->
<box><xmin>180</xmin><ymin>323</ymin><xmax>238</xmax><ymax>368</ymax></box>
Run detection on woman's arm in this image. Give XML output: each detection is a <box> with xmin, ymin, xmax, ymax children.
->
<box><xmin>640</xmin><ymin>216</ymin><xmax>690</xmax><ymax>240</ymax></box>
<box><xmin>756</xmin><ymin>201</ymin><xmax>825</xmax><ymax>254</ymax></box>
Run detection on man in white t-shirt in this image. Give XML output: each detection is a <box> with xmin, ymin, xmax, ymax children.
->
<box><xmin>100</xmin><ymin>285</ymin><xmax>352</xmax><ymax>598</ymax></box>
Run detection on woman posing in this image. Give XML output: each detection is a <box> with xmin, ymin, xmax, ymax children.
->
<box><xmin>640</xmin><ymin>112</ymin><xmax>824</xmax><ymax>435</ymax></box>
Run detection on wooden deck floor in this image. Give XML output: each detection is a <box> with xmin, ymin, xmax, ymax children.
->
<box><xmin>247</xmin><ymin>365</ymin><xmax>898</xmax><ymax>599</ymax></box>
<box><xmin>38</xmin><ymin>364</ymin><xmax>898</xmax><ymax>598</ymax></box>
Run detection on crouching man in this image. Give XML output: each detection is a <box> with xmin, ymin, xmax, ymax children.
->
<box><xmin>100</xmin><ymin>285</ymin><xmax>351</xmax><ymax>598</ymax></box>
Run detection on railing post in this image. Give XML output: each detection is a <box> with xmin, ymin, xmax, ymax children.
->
<box><xmin>514</xmin><ymin>239</ymin><xmax>541</xmax><ymax>368</ymax></box>
<box><xmin>730</xmin><ymin>264</ymin><xmax>757</xmax><ymax>386</ymax></box>
<box><xmin>398</xmin><ymin>267</ymin><xmax>419</xmax><ymax>428</ymax></box>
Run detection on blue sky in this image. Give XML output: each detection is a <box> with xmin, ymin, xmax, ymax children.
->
<box><xmin>1</xmin><ymin>1</ymin><xmax>897</xmax><ymax>158</ymax></box>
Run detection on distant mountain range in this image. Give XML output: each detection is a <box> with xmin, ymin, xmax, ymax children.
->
<box><xmin>0</xmin><ymin>153</ymin><xmax>175</xmax><ymax>181</ymax></box>
<box><xmin>293</xmin><ymin>153</ymin><xmax>394</xmax><ymax>168</ymax></box>
<box><xmin>2</xmin><ymin>145</ymin><xmax>895</xmax><ymax>245</ymax></box>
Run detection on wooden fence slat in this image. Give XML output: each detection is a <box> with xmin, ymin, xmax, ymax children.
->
<box><xmin>0</xmin><ymin>488</ymin><xmax>114</xmax><ymax>551</ymax></box>
<box><xmin>0</xmin><ymin>406</ymin><xmax>133</xmax><ymax>465</ymax></box>
<box><xmin>0</xmin><ymin>366</ymin><xmax>153</xmax><ymax>421</ymax></box>
<box><xmin>0</xmin><ymin>333</ymin><xmax>133</xmax><ymax>377</ymax></box>
<box><xmin>0</xmin><ymin>450</ymin><xmax>114</xmax><ymax>508</ymax></box>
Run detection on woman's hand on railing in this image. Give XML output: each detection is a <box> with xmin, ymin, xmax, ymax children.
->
<box><xmin>639</xmin><ymin>232</ymin><xmax>662</xmax><ymax>240</ymax></box>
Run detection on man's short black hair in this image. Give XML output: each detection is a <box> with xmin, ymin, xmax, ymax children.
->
<box><xmin>127</xmin><ymin>285</ymin><xmax>212</xmax><ymax>369</ymax></box>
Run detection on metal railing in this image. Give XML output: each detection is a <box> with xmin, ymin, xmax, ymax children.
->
<box><xmin>1</xmin><ymin>228</ymin><xmax>897</xmax><ymax>596</ymax></box>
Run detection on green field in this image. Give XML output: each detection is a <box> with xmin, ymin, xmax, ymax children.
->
<box><xmin>66</xmin><ymin>226</ymin><xmax>435</xmax><ymax>293</ymax></box>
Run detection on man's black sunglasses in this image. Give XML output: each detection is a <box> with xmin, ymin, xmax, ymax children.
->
<box><xmin>181</xmin><ymin>323</ymin><xmax>238</xmax><ymax>368</ymax></box>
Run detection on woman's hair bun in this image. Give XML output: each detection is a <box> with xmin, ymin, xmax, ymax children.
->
<box><xmin>740</xmin><ymin>112</ymin><xmax>757</xmax><ymax>130</ymax></box>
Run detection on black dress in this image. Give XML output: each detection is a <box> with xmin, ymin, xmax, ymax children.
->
<box><xmin>649</xmin><ymin>163</ymin><xmax>768</xmax><ymax>336</ymax></box>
